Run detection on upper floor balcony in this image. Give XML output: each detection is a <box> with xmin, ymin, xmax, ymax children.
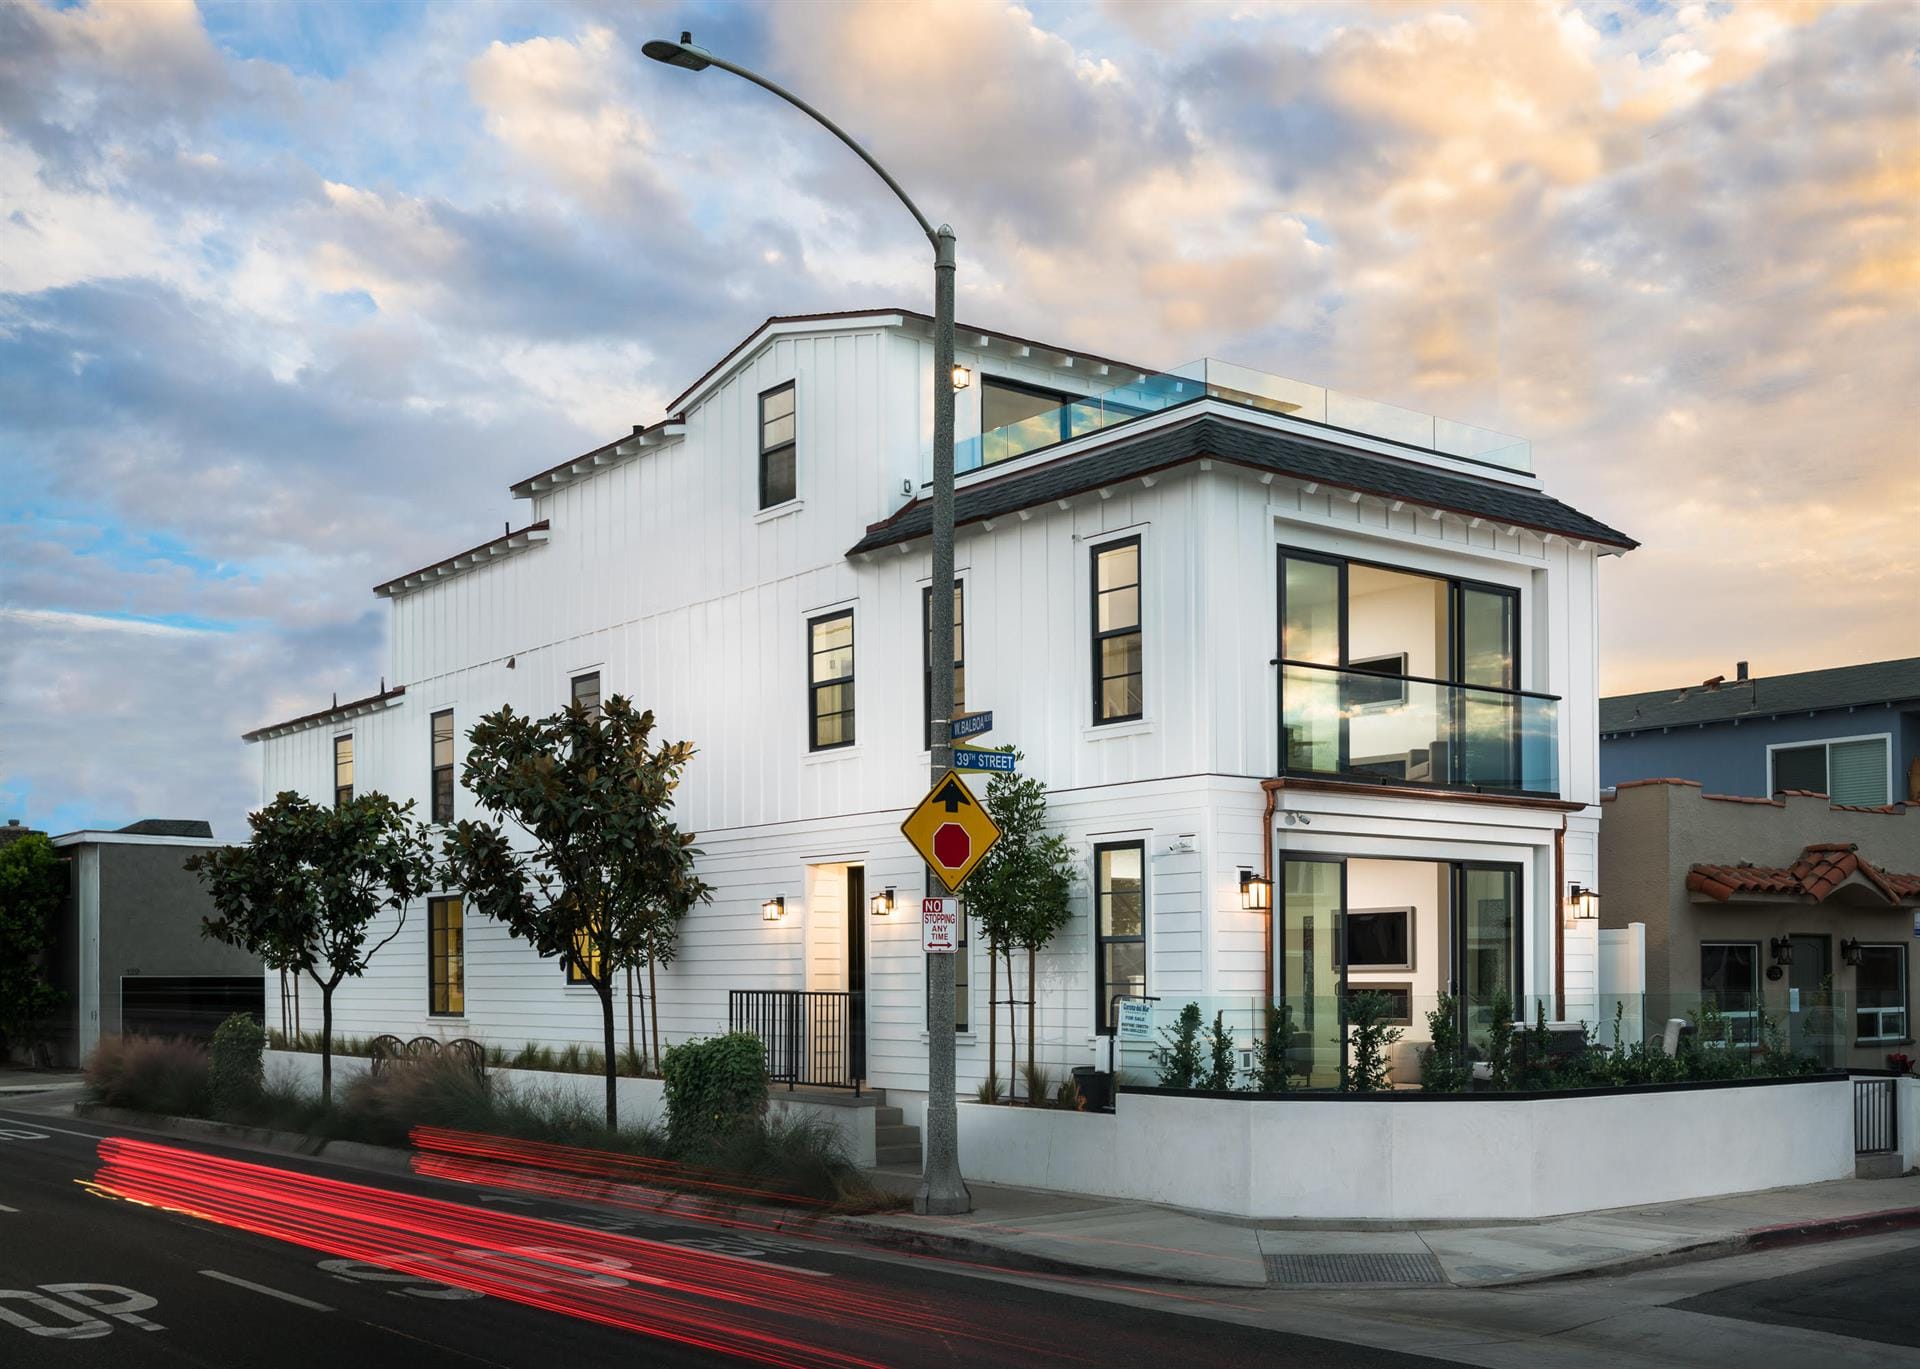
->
<box><xmin>958</xmin><ymin>358</ymin><xmax>1532</xmax><ymax>477</ymax></box>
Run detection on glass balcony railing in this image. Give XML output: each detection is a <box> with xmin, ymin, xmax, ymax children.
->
<box><xmin>955</xmin><ymin>358</ymin><xmax>1532</xmax><ymax>475</ymax></box>
<box><xmin>1280</xmin><ymin>661</ymin><xmax>1559</xmax><ymax>796</ymax></box>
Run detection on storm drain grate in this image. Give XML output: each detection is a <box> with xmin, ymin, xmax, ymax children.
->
<box><xmin>1264</xmin><ymin>1253</ymin><xmax>1447</xmax><ymax>1287</ymax></box>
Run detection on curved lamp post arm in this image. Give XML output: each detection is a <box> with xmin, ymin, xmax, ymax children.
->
<box><xmin>643</xmin><ymin>37</ymin><xmax>940</xmax><ymax>249</ymax></box>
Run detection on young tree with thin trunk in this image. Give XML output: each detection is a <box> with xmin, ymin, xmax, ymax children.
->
<box><xmin>189</xmin><ymin>792</ymin><xmax>435</xmax><ymax>1104</ymax></box>
<box><xmin>961</xmin><ymin>759</ymin><xmax>1076</xmax><ymax>1100</ymax></box>
<box><xmin>443</xmin><ymin>695</ymin><xmax>710</xmax><ymax>1128</ymax></box>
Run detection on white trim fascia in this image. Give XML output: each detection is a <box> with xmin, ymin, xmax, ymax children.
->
<box><xmin>375</xmin><ymin>527</ymin><xmax>552</xmax><ymax>599</ymax></box>
<box><xmin>514</xmin><ymin>424</ymin><xmax>688</xmax><ymax>501</ymax></box>
<box><xmin>244</xmin><ymin>690</ymin><xmax>407</xmax><ymax>744</ymax></box>
<box><xmin>673</xmin><ymin>315</ymin><xmax>907</xmax><ymax>417</ymax></box>
<box><xmin>1765</xmin><ymin>731</ymin><xmax>1896</xmax><ymax>805</ymax></box>
<box><xmin>51</xmin><ymin>831</ymin><xmax>226</xmax><ymax>849</ymax></box>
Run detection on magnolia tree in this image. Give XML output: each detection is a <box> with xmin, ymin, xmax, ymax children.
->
<box><xmin>0</xmin><ymin>832</ymin><xmax>66</xmax><ymax>1064</ymax></box>
<box><xmin>444</xmin><ymin>695</ymin><xmax>710</xmax><ymax>1129</ymax></box>
<box><xmin>963</xmin><ymin>758</ymin><xmax>1075</xmax><ymax>1101</ymax></box>
<box><xmin>189</xmin><ymin>792</ymin><xmax>437</xmax><ymax>1103</ymax></box>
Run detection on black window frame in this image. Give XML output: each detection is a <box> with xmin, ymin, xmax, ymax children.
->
<box><xmin>758</xmin><ymin>380</ymin><xmax>797</xmax><ymax>509</ymax></box>
<box><xmin>1091</xmin><ymin>536</ymin><xmax>1144</xmax><ymax>725</ymax></box>
<box><xmin>427</xmin><ymin>895</ymin><xmax>464</xmax><ymax>1018</ymax></box>
<box><xmin>922</xmin><ymin>581</ymin><xmax>965</xmax><ymax>751</ymax></box>
<box><xmin>333</xmin><ymin>733</ymin><xmax>353</xmax><ymax>808</ymax></box>
<box><xmin>565</xmin><ymin>925</ymin><xmax>600</xmax><ymax>986</ymax></box>
<box><xmin>429</xmin><ymin>709</ymin><xmax>455</xmax><ymax>825</ymax></box>
<box><xmin>570</xmin><ymin>670</ymin><xmax>601</xmax><ymax>718</ymax></box>
<box><xmin>1093</xmin><ymin>840</ymin><xmax>1148</xmax><ymax>1034</ymax></box>
<box><xmin>1699</xmin><ymin>940</ymin><xmax>1761</xmax><ymax>1046</ymax></box>
<box><xmin>808</xmin><ymin>609</ymin><xmax>856</xmax><ymax>752</ymax></box>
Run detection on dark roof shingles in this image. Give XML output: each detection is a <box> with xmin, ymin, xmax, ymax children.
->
<box><xmin>1601</xmin><ymin>656</ymin><xmax>1920</xmax><ymax>733</ymax></box>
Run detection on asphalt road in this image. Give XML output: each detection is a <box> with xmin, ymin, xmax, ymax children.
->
<box><xmin>0</xmin><ymin>1106</ymin><xmax>1444</xmax><ymax>1369</ymax></box>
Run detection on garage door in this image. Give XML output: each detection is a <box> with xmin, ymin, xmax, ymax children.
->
<box><xmin>120</xmin><ymin>976</ymin><xmax>264</xmax><ymax>1039</ymax></box>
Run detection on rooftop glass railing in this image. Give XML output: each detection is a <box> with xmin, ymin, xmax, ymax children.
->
<box><xmin>955</xmin><ymin>358</ymin><xmax>1532</xmax><ymax>475</ymax></box>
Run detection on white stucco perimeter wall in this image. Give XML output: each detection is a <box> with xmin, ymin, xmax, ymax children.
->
<box><xmin>959</xmin><ymin>1077</ymin><xmax>1853</xmax><ymax>1221</ymax></box>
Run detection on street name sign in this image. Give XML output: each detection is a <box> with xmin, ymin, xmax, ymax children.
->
<box><xmin>950</xmin><ymin>710</ymin><xmax>993</xmax><ymax>740</ymax></box>
<box><xmin>952</xmin><ymin>745</ymin><xmax>1016</xmax><ymax>774</ymax></box>
<box><xmin>922</xmin><ymin>897</ymin><xmax>959</xmax><ymax>953</ymax></box>
<box><xmin>900</xmin><ymin>769</ymin><xmax>1001</xmax><ymax>891</ymax></box>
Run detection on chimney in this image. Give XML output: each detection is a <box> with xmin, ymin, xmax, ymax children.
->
<box><xmin>1736</xmin><ymin>661</ymin><xmax>1749</xmax><ymax>681</ymax></box>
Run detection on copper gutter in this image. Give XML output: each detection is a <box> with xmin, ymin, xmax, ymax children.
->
<box><xmin>1260</xmin><ymin>780</ymin><xmax>1281</xmax><ymax>1004</ymax></box>
<box><xmin>1554</xmin><ymin>818</ymin><xmax>1567</xmax><ymax>1019</ymax></box>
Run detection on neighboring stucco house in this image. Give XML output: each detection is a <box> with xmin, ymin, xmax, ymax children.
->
<box><xmin>1599</xmin><ymin>779</ymin><xmax>1920</xmax><ymax>1071</ymax></box>
<box><xmin>44</xmin><ymin>819</ymin><xmax>264</xmax><ymax>1068</ymax></box>
<box><xmin>242</xmin><ymin>307</ymin><xmax>1635</xmax><ymax>1113</ymax></box>
<box><xmin>1600</xmin><ymin>657</ymin><xmax>1920</xmax><ymax>808</ymax></box>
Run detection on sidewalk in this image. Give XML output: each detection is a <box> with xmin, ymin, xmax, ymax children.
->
<box><xmin>0</xmin><ymin>1069</ymin><xmax>84</xmax><ymax>1095</ymax></box>
<box><xmin>844</xmin><ymin>1172</ymin><xmax>1920</xmax><ymax>1289</ymax></box>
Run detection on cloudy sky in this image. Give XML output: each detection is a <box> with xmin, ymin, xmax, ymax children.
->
<box><xmin>1</xmin><ymin>0</ymin><xmax>1915</xmax><ymax>837</ymax></box>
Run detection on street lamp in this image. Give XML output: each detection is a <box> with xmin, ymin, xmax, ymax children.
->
<box><xmin>644</xmin><ymin>31</ymin><xmax>970</xmax><ymax>1217</ymax></box>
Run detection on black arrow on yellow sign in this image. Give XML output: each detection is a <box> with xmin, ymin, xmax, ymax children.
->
<box><xmin>931</xmin><ymin>777</ymin><xmax>973</xmax><ymax>812</ymax></box>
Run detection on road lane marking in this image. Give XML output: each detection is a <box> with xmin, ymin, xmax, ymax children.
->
<box><xmin>0</xmin><ymin>1116</ymin><xmax>119</xmax><ymax>1142</ymax></box>
<box><xmin>197</xmin><ymin>1271</ymin><xmax>333</xmax><ymax>1312</ymax></box>
<box><xmin>0</xmin><ymin>1203</ymin><xmax>18</xmax><ymax>1213</ymax></box>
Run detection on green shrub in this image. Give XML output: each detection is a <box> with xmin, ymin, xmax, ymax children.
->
<box><xmin>663</xmin><ymin>1032</ymin><xmax>768</xmax><ymax>1147</ymax></box>
<box><xmin>1340</xmin><ymin>991</ymin><xmax>1404</xmax><ymax>1092</ymax></box>
<box><xmin>1020</xmin><ymin>1061</ymin><xmax>1053</xmax><ymax>1105</ymax></box>
<box><xmin>1485</xmin><ymin>988</ymin><xmax>1515</xmax><ymax>1089</ymax></box>
<box><xmin>85</xmin><ymin>1035</ymin><xmax>211</xmax><ymax>1116</ymax></box>
<box><xmin>1202</xmin><ymin>1011</ymin><xmax>1237</xmax><ymax>1092</ymax></box>
<box><xmin>1153</xmin><ymin>1002</ymin><xmax>1204</xmax><ymax>1089</ymax></box>
<box><xmin>1256</xmin><ymin>1002</ymin><xmax>1297</xmax><ymax>1092</ymax></box>
<box><xmin>975</xmin><ymin>1072</ymin><xmax>1003</xmax><ymax>1104</ymax></box>
<box><xmin>210</xmin><ymin>1013</ymin><xmax>266</xmax><ymax>1116</ymax></box>
<box><xmin>1419</xmin><ymin>993</ymin><xmax>1469</xmax><ymax>1092</ymax></box>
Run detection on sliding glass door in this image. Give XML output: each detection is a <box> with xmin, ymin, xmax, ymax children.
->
<box><xmin>1454</xmin><ymin>864</ymin><xmax>1521</xmax><ymax>1052</ymax></box>
<box><xmin>1279</xmin><ymin>859</ymin><xmax>1345</xmax><ymax>1088</ymax></box>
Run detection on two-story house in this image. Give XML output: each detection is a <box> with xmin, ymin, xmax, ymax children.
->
<box><xmin>244</xmin><ymin>308</ymin><xmax>1635</xmax><ymax>1109</ymax></box>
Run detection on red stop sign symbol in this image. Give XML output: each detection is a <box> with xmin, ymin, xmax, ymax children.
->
<box><xmin>932</xmin><ymin>822</ymin><xmax>971</xmax><ymax>869</ymax></box>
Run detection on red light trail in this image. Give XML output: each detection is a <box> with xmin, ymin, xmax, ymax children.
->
<box><xmin>90</xmin><ymin>1137</ymin><xmax>1071</xmax><ymax>1367</ymax></box>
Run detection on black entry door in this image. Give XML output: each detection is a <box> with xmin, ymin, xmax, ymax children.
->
<box><xmin>1789</xmin><ymin>933</ymin><xmax>1834</xmax><ymax>1066</ymax></box>
<box><xmin>846</xmin><ymin>866</ymin><xmax>867</xmax><ymax>1082</ymax></box>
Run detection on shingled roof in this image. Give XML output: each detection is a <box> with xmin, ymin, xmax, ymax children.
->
<box><xmin>1687</xmin><ymin>843</ymin><xmax>1920</xmax><ymax>905</ymax></box>
<box><xmin>846</xmin><ymin>413</ymin><xmax>1636</xmax><ymax>557</ymax></box>
<box><xmin>1601</xmin><ymin>656</ymin><xmax>1920</xmax><ymax>734</ymax></box>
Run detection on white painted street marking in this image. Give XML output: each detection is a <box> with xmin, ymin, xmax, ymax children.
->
<box><xmin>0</xmin><ymin>1203</ymin><xmax>18</xmax><ymax>1213</ymax></box>
<box><xmin>198</xmin><ymin>1271</ymin><xmax>333</xmax><ymax>1312</ymax></box>
<box><xmin>0</xmin><ymin>1129</ymin><xmax>47</xmax><ymax>1142</ymax></box>
<box><xmin>0</xmin><ymin>1115</ymin><xmax>121</xmax><ymax>1141</ymax></box>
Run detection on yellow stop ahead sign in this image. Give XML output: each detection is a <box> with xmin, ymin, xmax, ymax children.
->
<box><xmin>900</xmin><ymin>769</ymin><xmax>1001</xmax><ymax>892</ymax></box>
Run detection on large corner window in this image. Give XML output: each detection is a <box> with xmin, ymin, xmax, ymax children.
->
<box><xmin>808</xmin><ymin>611</ymin><xmax>855</xmax><ymax>750</ymax></box>
<box><xmin>430</xmin><ymin>709</ymin><xmax>454</xmax><ymax>825</ymax></box>
<box><xmin>428</xmin><ymin>896</ymin><xmax>464</xmax><ymax>1017</ymax></box>
<box><xmin>922</xmin><ymin>583</ymin><xmax>965</xmax><ymax>750</ymax></box>
<box><xmin>333</xmin><ymin>734</ymin><xmax>353</xmax><ymax>808</ymax></box>
<box><xmin>570</xmin><ymin>670</ymin><xmax>601</xmax><ymax>718</ymax></box>
<box><xmin>1092</xmin><ymin>538</ymin><xmax>1143</xmax><ymax>724</ymax></box>
<box><xmin>1857</xmin><ymin>944</ymin><xmax>1908</xmax><ymax>1044</ymax></box>
<box><xmin>759</xmin><ymin>381</ymin><xmax>797</xmax><ymax>508</ymax></box>
<box><xmin>1770</xmin><ymin>736</ymin><xmax>1890</xmax><ymax>807</ymax></box>
<box><xmin>1700</xmin><ymin>941</ymin><xmax>1760</xmax><ymax>1046</ymax></box>
<box><xmin>980</xmin><ymin>377</ymin><xmax>1071</xmax><ymax>467</ymax></box>
<box><xmin>1094</xmin><ymin>841</ymin><xmax>1146</xmax><ymax>1033</ymax></box>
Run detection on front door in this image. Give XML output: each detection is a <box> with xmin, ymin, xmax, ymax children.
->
<box><xmin>846</xmin><ymin>866</ymin><xmax>867</xmax><ymax>1083</ymax></box>
<box><xmin>1788</xmin><ymin>933</ymin><xmax>1834</xmax><ymax>1066</ymax></box>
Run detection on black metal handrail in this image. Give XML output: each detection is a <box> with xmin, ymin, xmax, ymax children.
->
<box><xmin>729</xmin><ymin>990</ymin><xmax>864</xmax><ymax>1095</ymax></box>
<box><xmin>1854</xmin><ymin>1077</ymin><xmax>1897</xmax><ymax>1155</ymax></box>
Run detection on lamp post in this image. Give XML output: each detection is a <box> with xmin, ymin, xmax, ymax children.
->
<box><xmin>644</xmin><ymin>32</ymin><xmax>970</xmax><ymax>1216</ymax></box>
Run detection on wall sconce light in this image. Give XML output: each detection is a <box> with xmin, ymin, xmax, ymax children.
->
<box><xmin>761</xmin><ymin>896</ymin><xmax>786</xmax><ymax>922</ymax></box>
<box><xmin>1840</xmin><ymin>937</ymin><xmax>1863</xmax><ymax>968</ymax></box>
<box><xmin>869</xmin><ymin>886</ymin><xmax>896</xmax><ymax>917</ymax></box>
<box><xmin>1239</xmin><ymin>869</ymin><xmax>1272</xmax><ymax>912</ymax></box>
<box><xmin>1567</xmin><ymin>883</ymin><xmax>1601</xmax><ymax>922</ymax></box>
<box><xmin>1770</xmin><ymin>936</ymin><xmax>1794</xmax><ymax>968</ymax></box>
<box><xmin>950</xmin><ymin>364</ymin><xmax>971</xmax><ymax>391</ymax></box>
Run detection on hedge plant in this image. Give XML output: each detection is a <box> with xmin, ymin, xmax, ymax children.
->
<box><xmin>663</xmin><ymin>1032</ymin><xmax>768</xmax><ymax>1148</ymax></box>
<box><xmin>210</xmin><ymin>1012</ymin><xmax>266</xmax><ymax>1115</ymax></box>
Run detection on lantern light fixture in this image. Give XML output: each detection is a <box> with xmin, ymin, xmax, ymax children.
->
<box><xmin>869</xmin><ymin>886</ymin><xmax>896</xmax><ymax>917</ymax></box>
<box><xmin>951</xmin><ymin>364</ymin><xmax>971</xmax><ymax>390</ymax></box>
<box><xmin>1239</xmin><ymin>868</ymin><xmax>1272</xmax><ymax>912</ymax></box>
<box><xmin>761</xmin><ymin>895</ymin><xmax>786</xmax><ymax>922</ymax></box>
<box><xmin>1840</xmin><ymin>937</ymin><xmax>1863</xmax><ymax>968</ymax></box>
<box><xmin>1770</xmin><ymin>935</ymin><xmax>1794</xmax><ymax>967</ymax></box>
<box><xmin>1567</xmin><ymin>883</ymin><xmax>1601</xmax><ymax>922</ymax></box>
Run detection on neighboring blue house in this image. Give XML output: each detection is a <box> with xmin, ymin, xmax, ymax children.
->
<box><xmin>1600</xmin><ymin>657</ymin><xmax>1920</xmax><ymax>808</ymax></box>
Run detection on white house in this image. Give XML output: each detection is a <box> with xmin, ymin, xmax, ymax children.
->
<box><xmin>245</xmin><ymin>307</ymin><xmax>1635</xmax><ymax>1116</ymax></box>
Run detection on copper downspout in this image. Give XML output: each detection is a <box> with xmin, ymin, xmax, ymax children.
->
<box><xmin>1554</xmin><ymin>817</ymin><xmax>1567</xmax><ymax>1020</ymax></box>
<box><xmin>1261</xmin><ymin>779</ymin><xmax>1281</xmax><ymax>1005</ymax></box>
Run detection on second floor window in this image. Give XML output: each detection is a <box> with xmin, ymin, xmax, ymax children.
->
<box><xmin>1771</xmin><ymin>736</ymin><xmax>1889</xmax><ymax>807</ymax></box>
<box><xmin>430</xmin><ymin>710</ymin><xmax>454</xmax><ymax>824</ymax></box>
<box><xmin>922</xmin><ymin>583</ymin><xmax>965</xmax><ymax>749</ymax></box>
<box><xmin>759</xmin><ymin>381</ymin><xmax>796</xmax><ymax>508</ymax></box>
<box><xmin>333</xmin><ymin>734</ymin><xmax>353</xmax><ymax>807</ymax></box>
<box><xmin>1092</xmin><ymin>538</ymin><xmax>1143</xmax><ymax>724</ymax></box>
<box><xmin>571</xmin><ymin>670</ymin><xmax>601</xmax><ymax>718</ymax></box>
<box><xmin>428</xmin><ymin>896</ymin><xmax>464</xmax><ymax>1016</ymax></box>
<box><xmin>809</xmin><ymin>611</ymin><xmax>855</xmax><ymax>750</ymax></box>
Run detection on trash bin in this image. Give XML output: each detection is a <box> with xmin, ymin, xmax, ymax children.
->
<box><xmin>1071</xmin><ymin>1066</ymin><xmax>1111</xmax><ymax>1112</ymax></box>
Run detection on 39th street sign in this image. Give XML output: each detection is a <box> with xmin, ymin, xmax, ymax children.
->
<box><xmin>900</xmin><ymin>769</ymin><xmax>1001</xmax><ymax>891</ymax></box>
<box><xmin>952</xmin><ymin>745</ymin><xmax>1016</xmax><ymax>774</ymax></box>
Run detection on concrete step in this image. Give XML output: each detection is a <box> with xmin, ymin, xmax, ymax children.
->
<box><xmin>873</xmin><ymin>1105</ymin><xmax>904</xmax><ymax>1127</ymax></box>
<box><xmin>1856</xmin><ymin>1151</ymin><xmax>1906</xmax><ymax>1180</ymax></box>
<box><xmin>875</xmin><ymin>1123</ymin><xmax>919</xmax><ymax>1148</ymax></box>
<box><xmin>876</xmin><ymin>1143</ymin><xmax>924</xmax><ymax>1167</ymax></box>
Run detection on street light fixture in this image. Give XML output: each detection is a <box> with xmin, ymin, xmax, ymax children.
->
<box><xmin>645</xmin><ymin>30</ymin><xmax>970</xmax><ymax>1217</ymax></box>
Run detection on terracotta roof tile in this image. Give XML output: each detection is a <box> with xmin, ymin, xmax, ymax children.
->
<box><xmin>1702</xmin><ymin>793</ymin><xmax>1784</xmax><ymax>806</ymax></box>
<box><xmin>1613</xmin><ymin>777</ymin><xmax>1703</xmax><ymax>790</ymax></box>
<box><xmin>1686</xmin><ymin>843</ymin><xmax>1920</xmax><ymax>905</ymax></box>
